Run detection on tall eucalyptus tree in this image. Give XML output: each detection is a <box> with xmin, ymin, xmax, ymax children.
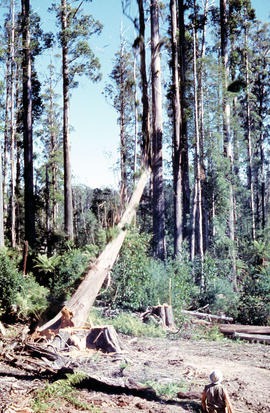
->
<box><xmin>151</xmin><ymin>0</ymin><xmax>166</xmax><ymax>260</ymax></box>
<box><xmin>53</xmin><ymin>0</ymin><xmax>102</xmax><ymax>240</ymax></box>
<box><xmin>21</xmin><ymin>0</ymin><xmax>35</xmax><ymax>248</ymax></box>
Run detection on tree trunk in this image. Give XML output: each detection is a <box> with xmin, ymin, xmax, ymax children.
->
<box><xmin>244</xmin><ymin>27</ymin><xmax>256</xmax><ymax>241</ymax></box>
<box><xmin>15</xmin><ymin>67</ymin><xmax>22</xmax><ymax>247</ymax></box>
<box><xmin>38</xmin><ymin>167</ymin><xmax>151</xmax><ymax>333</ymax></box>
<box><xmin>151</xmin><ymin>0</ymin><xmax>166</xmax><ymax>260</ymax></box>
<box><xmin>10</xmin><ymin>0</ymin><xmax>16</xmax><ymax>248</ymax></box>
<box><xmin>0</xmin><ymin>141</ymin><xmax>4</xmax><ymax>247</ymax></box>
<box><xmin>133</xmin><ymin>48</ymin><xmax>138</xmax><ymax>185</ymax></box>
<box><xmin>21</xmin><ymin>0</ymin><xmax>35</xmax><ymax>248</ymax></box>
<box><xmin>220</xmin><ymin>0</ymin><xmax>237</xmax><ymax>291</ymax></box>
<box><xmin>61</xmin><ymin>0</ymin><xmax>73</xmax><ymax>240</ymax></box>
<box><xmin>191</xmin><ymin>24</ymin><xmax>204</xmax><ymax>288</ymax></box>
<box><xmin>170</xmin><ymin>0</ymin><xmax>183</xmax><ymax>259</ymax></box>
<box><xmin>119</xmin><ymin>39</ymin><xmax>128</xmax><ymax>209</ymax></box>
<box><xmin>198</xmin><ymin>0</ymin><xmax>209</xmax><ymax>252</ymax></box>
<box><xmin>178</xmin><ymin>0</ymin><xmax>190</xmax><ymax>240</ymax></box>
<box><xmin>137</xmin><ymin>0</ymin><xmax>151</xmax><ymax>165</ymax></box>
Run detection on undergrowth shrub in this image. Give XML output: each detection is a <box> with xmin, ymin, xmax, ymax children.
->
<box><xmin>0</xmin><ymin>248</ymin><xmax>49</xmax><ymax>321</ymax></box>
<box><xmin>109</xmin><ymin>312</ymin><xmax>166</xmax><ymax>337</ymax></box>
<box><xmin>34</xmin><ymin>248</ymin><xmax>96</xmax><ymax>305</ymax></box>
<box><xmin>237</xmin><ymin>266</ymin><xmax>270</xmax><ymax>325</ymax></box>
<box><xmin>101</xmin><ymin>229</ymin><xmax>197</xmax><ymax>314</ymax></box>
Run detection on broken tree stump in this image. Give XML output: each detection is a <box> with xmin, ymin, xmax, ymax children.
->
<box><xmin>144</xmin><ymin>304</ymin><xmax>176</xmax><ymax>330</ymax></box>
<box><xmin>45</xmin><ymin>325</ymin><xmax>122</xmax><ymax>354</ymax></box>
<box><xmin>86</xmin><ymin>325</ymin><xmax>122</xmax><ymax>353</ymax></box>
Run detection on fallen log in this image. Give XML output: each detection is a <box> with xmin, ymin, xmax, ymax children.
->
<box><xmin>219</xmin><ymin>324</ymin><xmax>270</xmax><ymax>336</ymax></box>
<box><xmin>232</xmin><ymin>332</ymin><xmax>270</xmax><ymax>344</ymax></box>
<box><xmin>37</xmin><ymin>167</ymin><xmax>151</xmax><ymax>334</ymax></box>
<box><xmin>177</xmin><ymin>390</ymin><xmax>201</xmax><ymax>400</ymax></box>
<box><xmin>181</xmin><ymin>310</ymin><xmax>233</xmax><ymax>323</ymax></box>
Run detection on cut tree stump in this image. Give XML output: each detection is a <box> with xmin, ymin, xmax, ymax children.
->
<box><xmin>86</xmin><ymin>325</ymin><xmax>122</xmax><ymax>353</ymax></box>
<box><xmin>144</xmin><ymin>304</ymin><xmax>176</xmax><ymax>329</ymax></box>
<box><xmin>47</xmin><ymin>325</ymin><xmax>122</xmax><ymax>353</ymax></box>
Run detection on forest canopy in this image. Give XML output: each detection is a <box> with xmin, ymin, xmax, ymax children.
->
<box><xmin>0</xmin><ymin>0</ymin><xmax>269</xmax><ymax>328</ymax></box>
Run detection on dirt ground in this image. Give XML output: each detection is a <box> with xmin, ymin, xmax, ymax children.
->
<box><xmin>0</xmin><ymin>333</ymin><xmax>269</xmax><ymax>412</ymax></box>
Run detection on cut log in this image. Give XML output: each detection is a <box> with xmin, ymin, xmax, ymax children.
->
<box><xmin>232</xmin><ymin>332</ymin><xmax>270</xmax><ymax>344</ymax></box>
<box><xmin>181</xmin><ymin>310</ymin><xmax>233</xmax><ymax>323</ymax></box>
<box><xmin>177</xmin><ymin>390</ymin><xmax>201</xmax><ymax>400</ymax></box>
<box><xmin>37</xmin><ymin>167</ymin><xmax>151</xmax><ymax>334</ymax></box>
<box><xmin>219</xmin><ymin>324</ymin><xmax>270</xmax><ymax>336</ymax></box>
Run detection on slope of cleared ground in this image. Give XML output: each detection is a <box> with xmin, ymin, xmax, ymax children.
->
<box><xmin>0</xmin><ymin>332</ymin><xmax>269</xmax><ymax>412</ymax></box>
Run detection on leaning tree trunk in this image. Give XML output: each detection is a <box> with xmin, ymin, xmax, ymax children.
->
<box><xmin>38</xmin><ymin>166</ymin><xmax>151</xmax><ymax>333</ymax></box>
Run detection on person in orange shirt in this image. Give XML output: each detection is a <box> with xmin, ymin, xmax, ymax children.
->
<box><xmin>201</xmin><ymin>370</ymin><xmax>233</xmax><ymax>413</ymax></box>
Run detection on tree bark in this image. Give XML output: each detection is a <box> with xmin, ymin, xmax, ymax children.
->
<box><xmin>170</xmin><ymin>0</ymin><xmax>183</xmax><ymax>259</ymax></box>
<box><xmin>10</xmin><ymin>0</ymin><xmax>16</xmax><ymax>248</ymax></box>
<box><xmin>244</xmin><ymin>26</ymin><xmax>256</xmax><ymax>241</ymax></box>
<box><xmin>38</xmin><ymin>167</ymin><xmax>151</xmax><ymax>333</ymax></box>
<box><xmin>21</xmin><ymin>0</ymin><xmax>35</xmax><ymax>248</ymax></box>
<box><xmin>0</xmin><ymin>140</ymin><xmax>4</xmax><ymax>247</ymax></box>
<box><xmin>137</xmin><ymin>0</ymin><xmax>151</xmax><ymax>165</ymax></box>
<box><xmin>151</xmin><ymin>0</ymin><xmax>166</xmax><ymax>260</ymax></box>
<box><xmin>191</xmin><ymin>24</ymin><xmax>204</xmax><ymax>288</ymax></box>
<box><xmin>220</xmin><ymin>0</ymin><xmax>237</xmax><ymax>291</ymax></box>
<box><xmin>61</xmin><ymin>0</ymin><xmax>74</xmax><ymax>240</ymax></box>
<box><xmin>178</xmin><ymin>0</ymin><xmax>190</xmax><ymax>240</ymax></box>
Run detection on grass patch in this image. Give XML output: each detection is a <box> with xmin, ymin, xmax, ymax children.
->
<box><xmin>32</xmin><ymin>372</ymin><xmax>99</xmax><ymax>412</ymax></box>
<box><xmin>142</xmin><ymin>380</ymin><xmax>188</xmax><ymax>399</ymax></box>
<box><xmin>90</xmin><ymin>308</ymin><xmax>166</xmax><ymax>338</ymax></box>
<box><xmin>108</xmin><ymin>312</ymin><xmax>166</xmax><ymax>337</ymax></box>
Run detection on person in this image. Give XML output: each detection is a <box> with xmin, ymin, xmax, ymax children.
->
<box><xmin>201</xmin><ymin>370</ymin><xmax>233</xmax><ymax>413</ymax></box>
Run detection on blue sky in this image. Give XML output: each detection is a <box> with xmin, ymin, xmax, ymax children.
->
<box><xmin>5</xmin><ymin>0</ymin><xmax>270</xmax><ymax>190</ymax></box>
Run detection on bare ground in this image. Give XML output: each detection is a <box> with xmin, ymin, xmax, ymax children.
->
<box><xmin>0</xmin><ymin>332</ymin><xmax>269</xmax><ymax>412</ymax></box>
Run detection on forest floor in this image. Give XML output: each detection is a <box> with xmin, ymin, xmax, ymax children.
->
<box><xmin>0</xmin><ymin>329</ymin><xmax>269</xmax><ymax>413</ymax></box>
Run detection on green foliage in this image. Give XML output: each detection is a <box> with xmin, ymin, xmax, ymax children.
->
<box><xmin>238</xmin><ymin>266</ymin><xmax>270</xmax><ymax>325</ymax></box>
<box><xmin>0</xmin><ymin>249</ymin><xmax>49</xmax><ymax>321</ymax></box>
<box><xmin>15</xmin><ymin>276</ymin><xmax>49</xmax><ymax>320</ymax></box>
<box><xmin>102</xmin><ymin>229</ymin><xmax>197</xmax><ymax>313</ymax></box>
<box><xmin>108</xmin><ymin>312</ymin><xmax>165</xmax><ymax>338</ymax></box>
<box><xmin>141</xmin><ymin>380</ymin><xmax>188</xmax><ymax>399</ymax></box>
<box><xmin>47</xmin><ymin>249</ymin><xmax>90</xmax><ymax>303</ymax></box>
<box><xmin>0</xmin><ymin>248</ymin><xmax>25</xmax><ymax>315</ymax></box>
<box><xmin>32</xmin><ymin>372</ymin><xmax>98</xmax><ymax>412</ymax></box>
<box><xmin>34</xmin><ymin>253</ymin><xmax>61</xmax><ymax>275</ymax></box>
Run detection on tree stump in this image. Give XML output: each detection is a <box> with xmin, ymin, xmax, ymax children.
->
<box><xmin>86</xmin><ymin>325</ymin><xmax>122</xmax><ymax>353</ymax></box>
<box><xmin>145</xmin><ymin>304</ymin><xmax>176</xmax><ymax>329</ymax></box>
